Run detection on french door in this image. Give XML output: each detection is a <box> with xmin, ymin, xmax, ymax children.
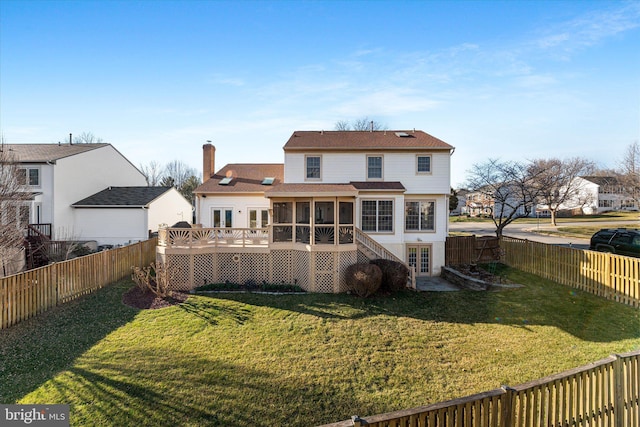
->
<box><xmin>407</xmin><ymin>245</ymin><xmax>431</xmax><ymax>276</ymax></box>
<box><xmin>211</xmin><ymin>208</ymin><xmax>233</xmax><ymax>228</ymax></box>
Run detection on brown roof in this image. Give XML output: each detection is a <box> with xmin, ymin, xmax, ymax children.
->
<box><xmin>1</xmin><ymin>143</ymin><xmax>110</xmax><ymax>163</ymax></box>
<box><xmin>265</xmin><ymin>183</ymin><xmax>358</xmax><ymax>198</ymax></box>
<box><xmin>283</xmin><ymin>130</ymin><xmax>453</xmax><ymax>151</ymax></box>
<box><xmin>195</xmin><ymin>163</ymin><xmax>284</xmax><ymax>194</ymax></box>
<box><xmin>350</xmin><ymin>181</ymin><xmax>406</xmax><ymax>191</ymax></box>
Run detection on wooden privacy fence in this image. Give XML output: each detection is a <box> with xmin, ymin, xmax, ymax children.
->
<box><xmin>319</xmin><ymin>350</ymin><xmax>639</xmax><ymax>427</ymax></box>
<box><xmin>501</xmin><ymin>236</ymin><xmax>640</xmax><ymax>308</ymax></box>
<box><xmin>445</xmin><ymin>235</ymin><xmax>501</xmax><ymax>266</ymax></box>
<box><xmin>0</xmin><ymin>238</ymin><xmax>157</xmax><ymax>330</ymax></box>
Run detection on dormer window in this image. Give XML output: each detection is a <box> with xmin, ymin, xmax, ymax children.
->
<box><xmin>305</xmin><ymin>155</ymin><xmax>321</xmax><ymax>180</ymax></box>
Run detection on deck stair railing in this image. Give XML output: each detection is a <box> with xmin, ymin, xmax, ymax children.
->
<box><xmin>355</xmin><ymin>227</ymin><xmax>416</xmax><ymax>289</ymax></box>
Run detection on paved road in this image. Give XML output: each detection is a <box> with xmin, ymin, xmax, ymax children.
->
<box><xmin>449</xmin><ymin>219</ymin><xmax>640</xmax><ymax>250</ymax></box>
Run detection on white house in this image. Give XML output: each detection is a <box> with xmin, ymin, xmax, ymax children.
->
<box><xmin>3</xmin><ymin>142</ymin><xmax>190</xmax><ymax>247</ymax></box>
<box><xmin>72</xmin><ymin>186</ymin><xmax>193</xmax><ymax>246</ymax></box>
<box><xmin>170</xmin><ymin>130</ymin><xmax>454</xmax><ymax>292</ymax></box>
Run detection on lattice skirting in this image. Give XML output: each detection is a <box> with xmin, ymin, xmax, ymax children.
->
<box><xmin>159</xmin><ymin>249</ymin><xmax>358</xmax><ymax>293</ymax></box>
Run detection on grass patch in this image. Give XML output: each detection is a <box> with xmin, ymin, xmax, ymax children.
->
<box><xmin>1</xmin><ymin>272</ymin><xmax>639</xmax><ymax>426</ymax></box>
<box><xmin>450</xmin><ymin>211</ymin><xmax>640</xmax><ymax>225</ymax></box>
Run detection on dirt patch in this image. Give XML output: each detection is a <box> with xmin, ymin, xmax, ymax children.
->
<box><xmin>122</xmin><ymin>286</ymin><xmax>189</xmax><ymax>310</ymax></box>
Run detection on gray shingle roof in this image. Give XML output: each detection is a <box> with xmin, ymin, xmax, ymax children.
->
<box><xmin>1</xmin><ymin>143</ymin><xmax>110</xmax><ymax>163</ymax></box>
<box><xmin>72</xmin><ymin>186</ymin><xmax>172</xmax><ymax>207</ymax></box>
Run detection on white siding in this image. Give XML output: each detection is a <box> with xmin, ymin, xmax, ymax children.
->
<box><xmin>73</xmin><ymin>208</ymin><xmax>147</xmax><ymax>246</ymax></box>
<box><xmin>285</xmin><ymin>151</ymin><xmax>450</xmax><ymax>194</ymax></box>
<box><xmin>148</xmin><ymin>189</ymin><xmax>193</xmax><ymax>230</ymax></box>
<box><xmin>197</xmin><ymin>194</ymin><xmax>270</xmax><ymax>228</ymax></box>
<box><xmin>53</xmin><ymin>145</ymin><xmax>146</xmax><ymax>239</ymax></box>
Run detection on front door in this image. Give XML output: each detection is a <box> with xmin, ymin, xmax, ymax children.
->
<box><xmin>407</xmin><ymin>245</ymin><xmax>431</xmax><ymax>277</ymax></box>
<box><xmin>212</xmin><ymin>208</ymin><xmax>233</xmax><ymax>228</ymax></box>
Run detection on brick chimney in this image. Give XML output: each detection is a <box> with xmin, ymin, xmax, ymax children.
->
<box><xmin>203</xmin><ymin>143</ymin><xmax>215</xmax><ymax>182</ymax></box>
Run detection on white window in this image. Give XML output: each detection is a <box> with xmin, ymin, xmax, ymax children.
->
<box><xmin>17</xmin><ymin>167</ymin><xmax>40</xmax><ymax>187</ymax></box>
<box><xmin>305</xmin><ymin>155</ymin><xmax>321</xmax><ymax>180</ymax></box>
<box><xmin>367</xmin><ymin>156</ymin><xmax>383</xmax><ymax>180</ymax></box>
<box><xmin>361</xmin><ymin>200</ymin><xmax>393</xmax><ymax>232</ymax></box>
<box><xmin>416</xmin><ymin>155</ymin><xmax>431</xmax><ymax>174</ymax></box>
<box><xmin>405</xmin><ymin>200</ymin><xmax>435</xmax><ymax>231</ymax></box>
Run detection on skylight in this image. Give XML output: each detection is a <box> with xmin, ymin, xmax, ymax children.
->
<box><xmin>219</xmin><ymin>177</ymin><xmax>233</xmax><ymax>185</ymax></box>
<box><xmin>395</xmin><ymin>132</ymin><xmax>410</xmax><ymax>137</ymax></box>
<box><xmin>261</xmin><ymin>177</ymin><xmax>275</xmax><ymax>185</ymax></box>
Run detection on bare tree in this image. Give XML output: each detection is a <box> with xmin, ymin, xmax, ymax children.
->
<box><xmin>60</xmin><ymin>132</ymin><xmax>105</xmax><ymax>145</ymax></box>
<box><xmin>0</xmin><ymin>139</ymin><xmax>30</xmax><ymax>275</ymax></box>
<box><xmin>139</xmin><ymin>161</ymin><xmax>164</xmax><ymax>186</ymax></box>
<box><xmin>334</xmin><ymin>117</ymin><xmax>388</xmax><ymax>131</ymax></box>
<box><xmin>618</xmin><ymin>141</ymin><xmax>640</xmax><ymax>207</ymax></box>
<box><xmin>164</xmin><ymin>160</ymin><xmax>198</xmax><ymax>190</ymax></box>
<box><xmin>466</xmin><ymin>159</ymin><xmax>543</xmax><ymax>238</ymax></box>
<box><xmin>530</xmin><ymin>157</ymin><xmax>596</xmax><ymax>226</ymax></box>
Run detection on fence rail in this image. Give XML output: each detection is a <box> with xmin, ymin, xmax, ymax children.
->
<box><xmin>319</xmin><ymin>350</ymin><xmax>640</xmax><ymax>427</ymax></box>
<box><xmin>1</xmin><ymin>238</ymin><xmax>157</xmax><ymax>330</ymax></box>
<box><xmin>501</xmin><ymin>236</ymin><xmax>640</xmax><ymax>308</ymax></box>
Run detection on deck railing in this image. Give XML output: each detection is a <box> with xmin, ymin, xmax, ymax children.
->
<box><xmin>158</xmin><ymin>227</ymin><xmax>269</xmax><ymax>248</ymax></box>
<box><xmin>354</xmin><ymin>228</ymin><xmax>416</xmax><ymax>289</ymax></box>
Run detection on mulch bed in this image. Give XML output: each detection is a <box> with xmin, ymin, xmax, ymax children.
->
<box><xmin>122</xmin><ymin>286</ymin><xmax>190</xmax><ymax>310</ymax></box>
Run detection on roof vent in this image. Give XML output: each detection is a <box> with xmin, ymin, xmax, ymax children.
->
<box><xmin>261</xmin><ymin>177</ymin><xmax>275</xmax><ymax>185</ymax></box>
<box><xmin>395</xmin><ymin>132</ymin><xmax>410</xmax><ymax>137</ymax></box>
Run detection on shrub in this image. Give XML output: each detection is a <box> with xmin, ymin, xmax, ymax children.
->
<box><xmin>345</xmin><ymin>263</ymin><xmax>382</xmax><ymax>297</ymax></box>
<box><xmin>370</xmin><ymin>259</ymin><xmax>410</xmax><ymax>293</ymax></box>
<box><xmin>131</xmin><ymin>262</ymin><xmax>174</xmax><ymax>297</ymax></box>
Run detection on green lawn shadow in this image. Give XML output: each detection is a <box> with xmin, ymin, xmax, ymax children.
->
<box><xmin>0</xmin><ymin>280</ymin><xmax>139</xmax><ymax>403</ymax></box>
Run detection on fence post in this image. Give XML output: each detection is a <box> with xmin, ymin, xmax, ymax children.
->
<box><xmin>613</xmin><ymin>354</ymin><xmax>624</xmax><ymax>427</ymax></box>
<box><xmin>500</xmin><ymin>386</ymin><xmax>515</xmax><ymax>427</ymax></box>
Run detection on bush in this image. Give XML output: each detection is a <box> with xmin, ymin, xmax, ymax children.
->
<box><xmin>345</xmin><ymin>263</ymin><xmax>382</xmax><ymax>297</ymax></box>
<box><xmin>370</xmin><ymin>259</ymin><xmax>410</xmax><ymax>293</ymax></box>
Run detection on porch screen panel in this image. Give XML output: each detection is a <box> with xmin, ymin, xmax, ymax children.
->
<box><xmin>273</xmin><ymin>202</ymin><xmax>293</xmax><ymax>242</ymax></box>
<box><xmin>339</xmin><ymin>201</ymin><xmax>354</xmax><ymax>244</ymax></box>
<box><xmin>314</xmin><ymin>201</ymin><xmax>335</xmax><ymax>244</ymax></box>
<box><xmin>296</xmin><ymin>202</ymin><xmax>310</xmax><ymax>243</ymax></box>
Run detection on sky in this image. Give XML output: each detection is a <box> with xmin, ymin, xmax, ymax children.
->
<box><xmin>1</xmin><ymin>0</ymin><xmax>639</xmax><ymax>187</ymax></box>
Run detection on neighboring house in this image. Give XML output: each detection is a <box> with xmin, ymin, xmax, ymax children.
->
<box><xmin>72</xmin><ymin>186</ymin><xmax>193</xmax><ymax>246</ymax></box>
<box><xmin>580</xmin><ymin>176</ymin><xmax>638</xmax><ymax>212</ymax></box>
<box><xmin>163</xmin><ymin>130</ymin><xmax>454</xmax><ymax>293</ymax></box>
<box><xmin>466</xmin><ymin>188</ymin><xmax>495</xmax><ymax>217</ymax></box>
<box><xmin>451</xmin><ymin>189</ymin><xmax>468</xmax><ymax>216</ymax></box>
<box><xmin>1</xmin><ymin>142</ymin><xmax>187</xmax><ymax>248</ymax></box>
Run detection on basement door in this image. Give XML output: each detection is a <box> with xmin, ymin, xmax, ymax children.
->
<box><xmin>407</xmin><ymin>245</ymin><xmax>431</xmax><ymax>277</ymax></box>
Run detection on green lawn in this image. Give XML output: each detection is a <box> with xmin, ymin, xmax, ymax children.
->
<box><xmin>1</xmin><ymin>269</ymin><xmax>639</xmax><ymax>426</ymax></box>
<box><xmin>450</xmin><ymin>210</ymin><xmax>640</xmax><ymax>225</ymax></box>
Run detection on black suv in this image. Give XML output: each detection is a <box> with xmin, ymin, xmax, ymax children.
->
<box><xmin>589</xmin><ymin>228</ymin><xmax>640</xmax><ymax>257</ymax></box>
